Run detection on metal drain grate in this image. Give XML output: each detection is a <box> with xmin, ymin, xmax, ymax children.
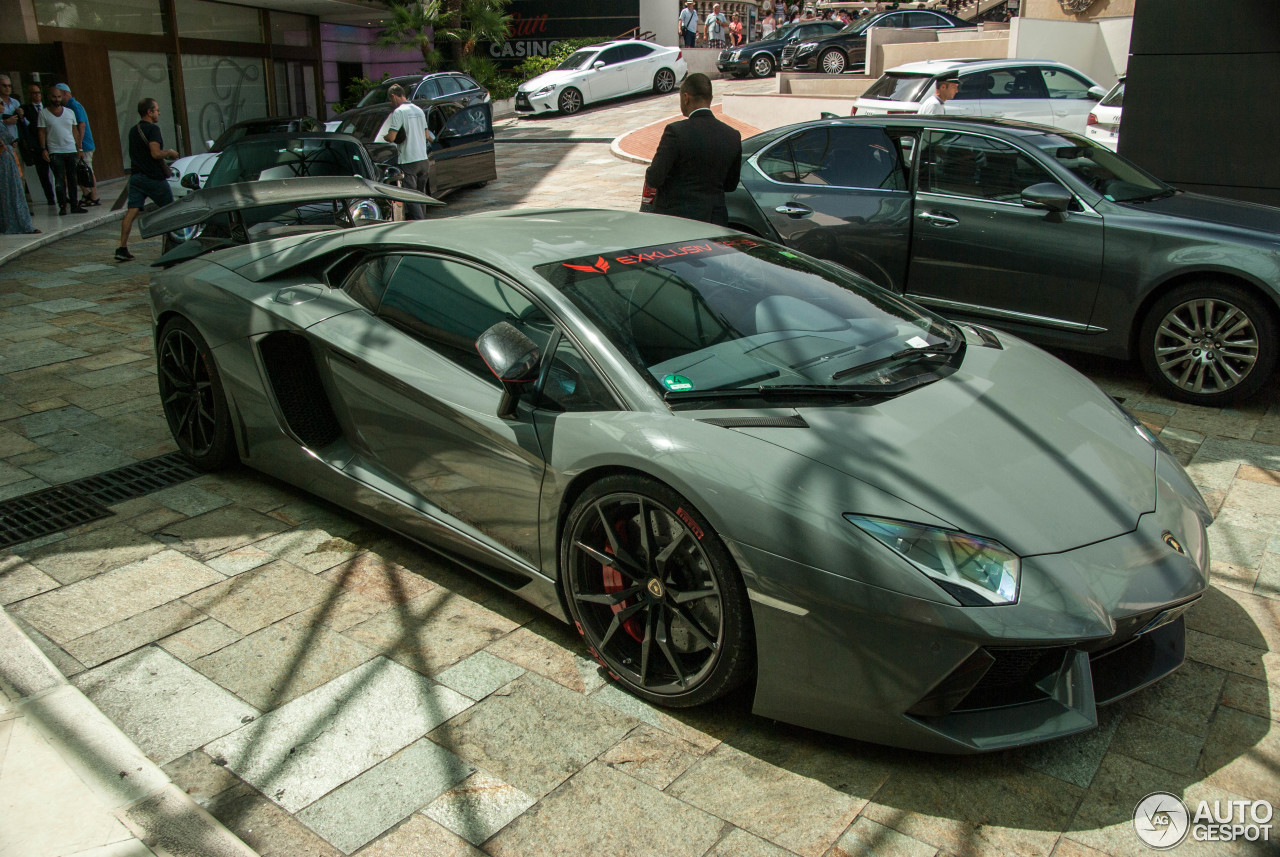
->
<box><xmin>73</xmin><ymin>452</ymin><xmax>202</xmax><ymax>505</ymax></box>
<box><xmin>0</xmin><ymin>486</ymin><xmax>113</xmax><ymax>549</ymax></box>
<box><xmin>0</xmin><ymin>452</ymin><xmax>202</xmax><ymax>550</ymax></box>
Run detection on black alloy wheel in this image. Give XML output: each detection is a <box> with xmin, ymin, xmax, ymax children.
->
<box><xmin>751</xmin><ymin>54</ymin><xmax>775</xmax><ymax>78</ymax></box>
<box><xmin>558</xmin><ymin>87</ymin><xmax>583</xmax><ymax>115</ymax></box>
<box><xmin>654</xmin><ymin>68</ymin><xmax>677</xmax><ymax>93</ymax></box>
<box><xmin>1138</xmin><ymin>282</ymin><xmax>1277</xmax><ymax>406</ymax></box>
<box><xmin>820</xmin><ymin>49</ymin><xmax>847</xmax><ymax>74</ymax></box>
<box><xmin>157</xmin><ymin>317</ymin><xmax>236</xmax><ymax>470</ymax></box>
<box><xmin>562</xmin><ymin>475</ymin><xmax>753</xmax><ymax>708</ymax></box>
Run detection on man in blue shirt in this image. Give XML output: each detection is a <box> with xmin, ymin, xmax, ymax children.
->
<box><xmin>55</xmin><ymin>83</ymin><xmax>99</xmax><ymax>205</ymax></box>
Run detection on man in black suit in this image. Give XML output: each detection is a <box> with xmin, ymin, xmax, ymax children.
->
<box><xmin>19</xmin><ymin>83</ymin><xmax>55</xmax><ymax>206</ymax></box>
<box><xmin>643</xmin><ymin>73</ymin><xmax>741</xmax><ymax>227</ymax></box>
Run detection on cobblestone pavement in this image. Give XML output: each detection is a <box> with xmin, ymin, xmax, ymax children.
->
<box><xmin>2</xmin><ymin>79</ymin><xmax>1280</xmax><ymax>857</ymax></box>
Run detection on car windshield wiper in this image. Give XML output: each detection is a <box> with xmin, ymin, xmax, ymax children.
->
<box><xmin>1122</xmin><ymin>188</ymin><xmax>1177</xmax><ymax>203</ymax></box>
<box><xmin>665</xmin><ymin>384</ymin><xmax>880</xmax><ymax>403</ymax></box>
<box><xmin>830</xmin><ymin>341</ymin><xmax>960</xmax><ymax>381</ymax></box>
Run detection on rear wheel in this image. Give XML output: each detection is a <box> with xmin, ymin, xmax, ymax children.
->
<box><xmin>558</xmin><ymin>87</ymin><xmax>583</xmax><ymax>115</ymax></box>
<box><xmin>654</xmin><ymin>68</ymin><xmax>677</xmax><ymax>94</ymax></box>
<box><xmin>157</xmin><ymin>317</ymin><xmax>236</xmax><ymax>471</ymax></box>
<box><xmin>820</xmin><ymin>49</ymin><xmax>847</xmax><ymax>75</ymax></box>
<box><xmin>751</xmin><ymin>54</ymin><xmax>775</xmax><ymax>78</ymax></box>
<box><xmin>561</xmin><ymin>475</ymin><xmax>753</xmax><ymax>708</ymax></box>
<box><xmin>1138</xmin><ymin>281</ymin><xmax>1277</xmax><ymax>406</ymax></box>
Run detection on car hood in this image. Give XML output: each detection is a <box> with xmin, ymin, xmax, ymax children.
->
<box><xmin>519</xmin><ymin>70</ymin><xmax>581</xmax><ymax>92</ymax></box>
<box><xmin>171</xmin><ymin>152</ymin><xmax>219</xmax><ymax>176</ymax></box>
<box><xmin>1119</xmin><ymin>190</ymin><xmax>1280</xmax><ymax>236</ymax></box>
<box><xmin>729</xmin><ymin>338</ymin><xmax>1156</xmax><ymax>557</ymax></box>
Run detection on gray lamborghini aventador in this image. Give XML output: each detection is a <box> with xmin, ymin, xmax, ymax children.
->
<box><xmin>146</xmin><ymin>207</ymin><xmax>1211</xmax><ymax>753</ymax></box>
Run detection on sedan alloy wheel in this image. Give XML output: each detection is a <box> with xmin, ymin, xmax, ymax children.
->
<box><xmin>654</xmin><ymin>68</ymin><xmax>677</xmax><ymax>93</ymax></box>
<box><xmin>558</xmin><ymin>87</ymin><xmax>583</xmax><ymax>115</ymax></box>
<box><xmin>751</xmin><ymin>54</ymin><xmax>775</xmax><ymax>78</ymax></box>
<box><xmin>820</xmin><ymin>49</ymin><xmax>847</xmax><ymax>74</ymax></box>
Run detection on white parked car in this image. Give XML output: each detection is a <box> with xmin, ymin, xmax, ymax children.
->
<box><xmin>515</xmin><ymin>40</ymin><xmax>687</xmax><ymax>116</ymax></box>
<box><xmin>168</xmin><ymin>116</ymin><xmax>322</xmax><ymax>199</ymax></box>
<box><xmin>853</xmin><ymin>59</ymin><xmax>1108</xmax><ymax>134</ymax></box>
<box><xmin>1086</xmin><ymin>74</ymin><xmax>1124</xmax><ymax>151</ymax></box>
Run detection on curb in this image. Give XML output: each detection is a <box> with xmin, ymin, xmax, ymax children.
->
<box><xmin>0</xmin><ymin>204</ymin><xmax>125</xmax><ymax>268</ymax></box>
<box><xmin>0</xmin><ymin>605</ymin><xmax>261</xmax><ymax>857</ymax></box>
<box><xmin>611</xmin><ymin>112</ymin><xmax>681</xmax><ymax>166</ymax></box>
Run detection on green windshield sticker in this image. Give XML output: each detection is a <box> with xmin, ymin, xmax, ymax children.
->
<box><xmin>662</xmin><ymin>374</ymin><xmax>695</xmax><ymax>392</ymax></box>
<box><xmin>779</xmin><ymin>251</ymin><xmax>799</xmax><ymax>259</ymax></box>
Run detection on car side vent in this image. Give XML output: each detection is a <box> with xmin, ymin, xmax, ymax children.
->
<box><xmin>965</xmin><ymin>324</ymin><xmax>1003</xmax><ymax>350</ymax></box>
<box><xmin>699</xmin><ymin>416</ymin><xmax>809</xmax><ymax>429</ymax></box>
<box><xmin>258</xmin><ymin>332</ymin><xmax>343</xmax><ymax>449</ymax></box>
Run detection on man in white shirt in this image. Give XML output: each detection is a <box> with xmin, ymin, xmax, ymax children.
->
<box><xmin>383</xmin><ymin>84</ymin><xmax>434</xmax><ymax>219</ymax></box>
<box><xmin>37</xmin><ymin>86</ymin><xmax>85</xmax><ymax>214</ymax></box>
<box><xmin>917</xmin><ymin>73</ymin><xmax>959</xmax><ymax>115</ymax></box>
<box><xmin>705</xmin><ymin>4</ymin><xmax>728</xmax><ymax>48</ymax></box>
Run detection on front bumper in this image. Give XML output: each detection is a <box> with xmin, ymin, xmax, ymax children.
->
<box><xmin>732</xmin><ymin>454</ymin><xmax>1209</xmax><ymax>753</ymax></box>
<box><xmin>781</xmin><ymin>51</ymin><xmax>819</xmax><ymax>71</ymax></box>
<box><xmin>514</xmin><ymin>90</ymin><xmax>558</xmax><ymax>115</ymax></box>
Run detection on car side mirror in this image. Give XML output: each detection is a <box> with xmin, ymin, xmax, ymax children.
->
<box><xmin>378</xmin><ymin>164</ymin><xmax>405</xmax><ymax>184</ymax></box>
<box><xmin>477</xmin><ymin>321</ymin><xmax>541</xmax><ymax>419</ymax></box>
<box><xmin>592</xmin><ymin>60</ymin><xmax>605</xmax><ymax>70</ymax></box>
<box><xmin>204</xmin><ymin>139</ymin><xmax>214</xmax><ymax>148</ymax></box>
<box><xmin>180</xmin><ymin>173</ymin><xmax>201</xmax><ymax>191</ymax></box>
<box><xmin>1087</xmin><ymin>85</ymin><xmax>1107</xmax><ymax>100</ymax></box>
<box><xmin>1021</xmin><ymin>182</ymin><xmax>1073</xmax><ymax>214</ymax></box>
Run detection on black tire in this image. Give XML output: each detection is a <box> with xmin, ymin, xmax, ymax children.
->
<box><xmin>561</xmin><ymin>475</ymin><xmax>753</xmax><ymax>708</ymax></box>
<box><xmin>558</xmin><ymin>87</ymin><xmax>583</xmax><ymax>115</ymax></box>
<box><xmin>751</xmin><ymin>53</ymin><xmax>775</xmax><ymax>78</ymax></box>
<box><xmin>654</xmin><ymin>67</ymin><xmax>677</xmax><ymax>94</ymax></box>
<box><xmin>157</xmin><ymin>317</ymin><xmax>237</xmax><ymax>471</ymax></box>
<box><xmin>1138</xmin><ymin>281</ymin><xmax>1277</xmax><ymax>406</ymax></box>
<box><xmin>819</xmin><ymin>49</ymin><xmax>847</xmax><ymax>75</ymax></box>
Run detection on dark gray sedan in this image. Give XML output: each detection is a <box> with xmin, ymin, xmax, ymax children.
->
<box><xmin>726</xmin><ymin>116</ymin><xmax>1280</xmax><ymax>405</ymax></box>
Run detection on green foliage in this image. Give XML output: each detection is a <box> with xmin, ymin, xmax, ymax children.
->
<box><xmin>332</xmin><ymin>73</ymin><xmax>391</xmax><ymax>115</ymax></box>
<box><xmin>458</xmin><ymin>0</ymin><xmax>513</xmax><ymax>61</ymax></box>
<box><xmin>376</xmin><ymin>0</ymin><xmax>461</xmax><ymax>70</ymax></box>
<box><xmin>457</xmin><ymin>54</ymin><xmax>518</xmax><ymax>100</ymax></box>
<box><xmin>511</xmin><ymin>37</ymin><xmax>607</xmax><ymax>82</ymax></box>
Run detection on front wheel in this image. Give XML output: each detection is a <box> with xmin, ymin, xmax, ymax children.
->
<box><xmin>561</xmin><ymin>475</ymin><xmax>753</xmax><ymax>708</ymax></box>
<box><xmin>819</xmin><ymin>49</ymin><xmax>847</xmax><ymax>75</ymax></box>
<box><xmin>1138</xmin><ymin>282</ymin><xmax>1277</xmax><ymax>406</ymax></box>
<box><xmin>751</xmin><ymin>54</ymin><xmax>775</xmax><ymax>78</ymax></box>
<box><xmin>558</xmin><ymin>87</ymin><xmax>583</xmax><ymax>115</ymax></box>
<box><xmin>654</xmin><ymin>68</ymin><xmax>677</xmax><ymax>94</ymax></box>
<box><xmin>157</xmin><ymin>317</ymin><xmax>237</xmax><ymax>471</ymax></box>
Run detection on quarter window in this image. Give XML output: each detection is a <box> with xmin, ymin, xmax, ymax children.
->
<box><xmin>759</xmin><ymin>126</ymin><xmax>906</xmax><ymax>190</ymax></box>
<box><xmin>919</xmin><ymin>131</ymin><xmax>1056</xmax><ymax>203</ymax></box>
<box><xmin>1041</xmin><ymin>67</ymin><xmax>1095</xmax><ymax>99</ymax></box>
<box><xmin>415</xmin><ymin>78</ymin><xmax>443</xmax><ymax>100</ymax></box>
<box><xmin>343</xmin><ymin>254</ymin><xmax>401</xmax><ymax>311</ymax></box>
<box><xmin>437</xmin><ymin>75</ymin><xmax>463</xmax><ymax>95</ymax></box>
<box><xmin>538</xmin><ymin>337</ymin><xmax>617</xmax><ymax>412</ymax></box>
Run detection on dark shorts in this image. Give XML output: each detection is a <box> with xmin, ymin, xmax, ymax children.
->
<box><xmin>127</xmin><ymin>173</ymin><xmax>173</xmax><ymax>210</ymax></box>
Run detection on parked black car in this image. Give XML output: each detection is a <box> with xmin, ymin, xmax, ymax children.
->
<box><xmin>726</xmin><ymin>116</ymin><xmax>1280</xmax><ymax>405</ymax></box>
<box><xmin>718</xmin><ymin>20</ymin><xmax>843</xmax><ymax>78</ymax></box>
<box><xmin>353</xmin><ymin>72</ymin><xmax>489</xmax><ymax>109</ymax></box>
<box><xmin>335</xmin><ymin>102</ymin><xmax>497</xmax><ymax>199</ymax></box>
<box><xmin>781</xmin><ymin>9</ymin><xmax>975</xmax><ymax>74</ymax></box>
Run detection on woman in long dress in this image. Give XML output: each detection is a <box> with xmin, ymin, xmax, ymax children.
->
<box><xmin>0</xmin><ymin>135</ymin><xmax>39</xmax><ymax>234</ymax></box>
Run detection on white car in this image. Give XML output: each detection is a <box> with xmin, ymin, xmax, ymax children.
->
<box><xmin>168</xmin><ymin>116</ymin><xmax>322</xmax><ymax>199</ymax></box>
<box><xmin>1086</xmin><ymin>75</ymin><xmax>1124</xmax><ymax>151</ymax></box>
<box><xmin>515</xmin><ymin>40</ymin><xmax>687</xmax><ymax>116</ymax></box>
<box><xmin>853</xmin><ymin>59</ymin><xmax>1108</xmax><ymax>134</ymax></box>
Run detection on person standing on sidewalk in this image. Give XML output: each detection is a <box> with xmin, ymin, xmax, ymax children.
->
<box><xmin>678</xmin><ymin>1</ymin><xmax>699</xmax><ymax>49</ymax></box>
<box><xmin>57</xmin><ymin>83</ymin><xmax>99</xmax><ymax>206</ymax></box>
<box><xmin>0</xmin><ymin>132</ymin><xmax>39</xmax><ymax>234</ymax></box>
<box><xmin>18</xmin><ymin>83</ymin><xmax>54</xmax><ymax>206</ymax></box>
<box><xmin>705</xmin><ymin>4</ymin><xmax>728</xmax><ymax>49</ymax></box>
<box><xmin>116</xmin><ymin>98</ymin><xmax>178</xmax><ymax>261</ymax></box>
<box><xmin>37</xmin><ymin>86</ymin><xmax>85</xmax><ymax>215</ymax></box>
<box><xmin>643</xmin><ymin>73</ymin><xmax>741</xmax><ymax>227</ymax></box>
<box><xmin>383</xmin><ymin>84</ymin><xmax>433</xmax><ymax>220</ymax></box>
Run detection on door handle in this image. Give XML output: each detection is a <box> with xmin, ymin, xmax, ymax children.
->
<box><xmin>775</xmin><ymin>203</ymin><xmax>812</xmax><ymax>217</ymax></box>
<box><xmin>916</xmin><ymin>211</ymin><xmax>959</xmax><ymax>227</ymax></box>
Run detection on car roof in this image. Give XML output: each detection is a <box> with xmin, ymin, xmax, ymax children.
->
<box><xmin>883</xmin><ymin>58</ymin><xmax>1086</xmax><ymax>76</ymax></box>
<box><xmin>742</xmin><ymin>115</ymin><xmax>1078</xmax><ymax>152</ymax></box>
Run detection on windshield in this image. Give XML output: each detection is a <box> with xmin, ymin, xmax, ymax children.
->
<box><xmin>207</xmin><ymin>137</ymin><xmax>374</xmax><ymax>187</ymax></box>
<box><xmin>538</xmin><ymin>237</ymin><xmax>959</xmax><ymax>402</ymax></box>
<box><xmin>1026</xmin><ymin>131</ymin><xmax>1171</xmax><ymax>203</ymax></box>
<box><xmin>863</xmin><ymin>73</ymin><xmax>932</xmax><ymax>102</ymax></box>
<box><xmin>557</xmin><ymin>49</ymin><xmax>598</xmax><ymax>71</ymax></box>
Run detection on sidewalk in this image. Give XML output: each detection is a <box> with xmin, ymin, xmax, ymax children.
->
<box><xmin>0</xmin><ymin>178</ymin><xmax>127</xmax><ymax>267</ymax></box>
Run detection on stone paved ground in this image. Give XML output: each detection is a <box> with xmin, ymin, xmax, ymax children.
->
<box><xmin>2</xmin><ymin>79</ymin><xmax>1280</xmax><ymax>857</ymax></box>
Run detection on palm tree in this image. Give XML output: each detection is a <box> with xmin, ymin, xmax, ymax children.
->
<box><xmin>376</xmin><ymin>1</ymin><xmax>462</xmax><ymax>71</ymax></box>
<box><xmin>457</xmin><ymin>0</ymin><xmax>513</xmax><ymax>62</ymax></box>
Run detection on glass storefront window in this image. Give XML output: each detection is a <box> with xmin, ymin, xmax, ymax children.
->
<box><xmin>274</xmin><ymin>61</ymin><xmax>318</xmax><ymax>119</ymax></box>
<box><xmin>271</xmin><ymin>11</ymin><xmax>312</xmax><ymax>47</ymax></box>
<box><xmin>35</xmin><ymin>0</ymin><xmax>164</xmax><ymax>35</ymax></box>
<box><xmin>174</xmin><ymin>0</ymin><xmax>262</xmax><ymax>43</ymax></box>
<box><xmin>182</xmin><ymin>55</ymin><xmax>269</xmax><ymax>154</ymax></box>
<box><xmin>109</xmin><ymin>51</ymin><xmax>179</xmax><ymax>160</ymax></box>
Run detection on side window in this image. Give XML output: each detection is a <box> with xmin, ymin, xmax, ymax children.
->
<box><xmin>954</xmin><ymin>72</ymin><xmax>990</xmax><ymax>101</ymax></box>
<box><xmin>415</xmin><ymin>78</ymin><xmax>443</xmax><ymax>100</ymax></box>
<box><xmin>877</xmin><ymin>13</ymin><xmax>907</xmax><ymax>27</ymax></box>
<box><xmin>437</xmin><ymin>75</ymin><xmax>463</xmax><ymax>95</ymax></box>
<box><xmin>378</xmin><ymin>256</ymin><xmax>552</xmax><ymax>382</ymax></box>
<box><xmin>537</xmin><ymin>336</ymin><xmax>617</xmax><ymax>413</ymax></box>
<box><xmin>758</xmin><ymin>127</ymin><xmax>906</xmax><ymax>190</ymax></box>
<box><xmin>440</xmin><ymin>104</ymin><xmax>491</xmax><ymax>140</ymax></box>
<box><xmin>597</xmin><ymin>46</ymin><xmax>626</xmax><ymax>66</ymax></box>
<box><xmin>343</xmin><ymin>254</ymin><xmax>402</xmax><ymax>311</ymax></box>
<box><xmin>990</xmin><ymin>67</ymin><xmax>1049</xmax><ymax>100</ymax></box>
<box><xmin>428</xmin><ymin>103</ymin><xmax>457</xmax><ymax>136</ymax></box>
<box><xmin>458</xmin><ymin>75</ymin><xmax>482</xmax><ymax>90</ymax></box>
<box><xmin>1041</xmin><ymin>67</ymin><xmax>1094</xmax><ymax>99</ymax></box>
<box><xmin>905</xmin><ymin>11</ymin><xmax>946</xmax><ymax>27</ymax></box>
<box><xmin>919</xmin><ymin>131</ymin><xmax>1056</xmax><ymax>202</ymax></box>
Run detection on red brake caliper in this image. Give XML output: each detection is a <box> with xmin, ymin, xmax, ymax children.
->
<box><xmin>602</xmin><ymin>521</ymin><xmax>645</xmax><ymax>642</ymax></box>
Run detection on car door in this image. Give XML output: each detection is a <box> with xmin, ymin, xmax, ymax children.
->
<box><xmin>907</xmin><ymin>129</ymin><xmax>1104</xmax><ymax>330</ymax></box>
<box><xmin>746</xmin><ymin>124</ymin><xmax>913</xmax><ymax>291</ymax></box>
<box><xmin>622</xmin><ymin>44</ymin><xmax>660</xmax><ymax>92</ymax></box>
<box><xmin>978</xmin><ymin>66</ymin><xmax>1054</xmax><ymax>125</ymax></box>
<box><xmin>427</xmin><ymin>101</ymin><xmax>496</xmax><ymax>194</ymax></box>
<box><xmin>1041</xmin><ymin>66</ymin><xmax>1101</xmax><ymax>133</ymax></box>
<box><xmin>586</xmin><ymin>45</ymin><xmax>631</xmax><ymax>102</ymax></box>
<box><xmin>314</xmin><ymin>252</ymin><xmax>551</xmax><ymax>568</ymax></box>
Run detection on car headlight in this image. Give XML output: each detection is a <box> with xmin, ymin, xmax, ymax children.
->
<box><xmin>796</xmin><ymin>42</ymin><xmax>818</xmax><ymax>54</ymax></box>
<box><xmin>730</xmin><ymin>50</ymin><xmax>741</xmax><ymax>61</ymax></box>
<box><xmin>169</xmin><ymin>223</ymin><xmax>204</xmax><ymax>243</ymax></box>
<box><xmin>348</xmin><ymin>198</ymin><xmax>383</xmax><ymax>223</ymax></box>
<box><xmin>845</xmin><ymin>515</ymin><xmax>1020</xmax><ymax>605</ymax></box>
<box><xmin>533</xmin><ymin>84</ymin><xmax>557</xmax><ymax>96</ymax></box>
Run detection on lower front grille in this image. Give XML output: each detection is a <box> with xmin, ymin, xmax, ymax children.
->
<box><xmin>951</xmin><ymin>647</ymin><xmax>1069</xmax><ymax>711</ymax></box>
